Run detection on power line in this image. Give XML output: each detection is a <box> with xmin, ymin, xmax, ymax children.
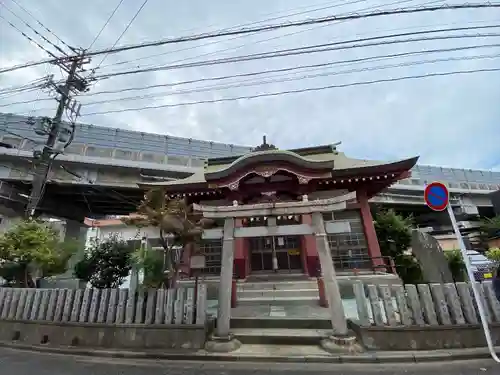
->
<box><xmin>82</xmin><ymin>3</ymin><xmax>500</xmax><ymax>61</ymax></box>
<box><xmin>9</xmin><ymin>0</ymin><xmax>77</xmax><ymax>53</ymax></box>
<box><xmin>18</xmin><ymin>9</ymin><xmax>464</xmax><ymax>93</ymax></box>
<box><xmin>100</xmin><ymin>0</ymin><xmax>450</xmax><ymax>76</ymax></box>
<box><xmin>0</xmin><ymin>77</ymin><xmax>49</xmax><ymax>95</ymax></box>
<box><xmin>74</xmin><ymin>52</ymin><xmax>500</xmax><ymax>106</ymax></box>
<box><xmin>97</xmin><ymin>0</ymin><xmax>441</xmax><ymax>83</ymax></box>
<box><xmin>0</xmin><ymin>13</ymin><xmax>60</xmax><ymax>59</ymax></box>
<box><xmin>0</xmin><ymin>87</ymin><xmax>42</xmax><ymax>100</ymax></box>
<box><xmin>93</xmin><ymin>29</ymin><xmax>500</xmax><ymax>80</ymax></box>
<box><xmin>80</xmin><ymin>67</ymin><xmax>500</xmax><ymax>116</ymax></box>
<box><xmin>96</xmin><ymin>0</ymin><xmax>371</xmax><ymax>71</ymax></box>
<box><xmin>5</xmin><ymin>0</ymin><xmax>423</xmax><ymax>93</ymax></box>
<box><xmin>0</xmin><ymin>0</ymin><xmax>399</xmax><ymax>76</ymax></box>
<box><xmin>95</xmin><ymin>0</ymin><xmax>150</xmax><ymax>68</ymax></box>
<box><xmin>0</xmin><ymin>96</ymin><xmax>55</xmax><ymax>108</ymax></box>
<box><xmin>0</xmin><ymin>1</ymin><xmax>68</xmax><ymax>56</ymax></box>
<box><xmin>82</xmin><ymin>42</ymin><xmax>500</xmax><ymax>97</ymax></box>
<box><xmin>11</xmin><ymin>39</ymin><xmax>500</xmax><ymax>111</ymax></box>
<box><xmin>87</xmin><ymin>0</ymin><xmax>126</xmax><ymax>50</ymax></box>
<box><xmin>2</xmin><ymin>3</ymin><xmax>500</xmax><ymax>75</ymax></box>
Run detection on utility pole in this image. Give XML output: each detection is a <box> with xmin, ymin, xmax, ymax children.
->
<box><xmin>25</xmin><ymin>53</ymin><xmax>89</xmax><ymax>218</ymax></box>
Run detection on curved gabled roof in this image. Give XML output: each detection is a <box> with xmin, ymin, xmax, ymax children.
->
<box><xmin>137</xmin><ymin>147</ymin><xmax>419</xmax><ymax>192</ymax></box>
<box><xmin>205</xmin><ymin>149</ymin><xmax>336</xmax><ymax>181</ymax></box>
<box><xmin>330</xmin><ymin>155</ymin><xmax>419</xmax><ymax>177</ymax></box>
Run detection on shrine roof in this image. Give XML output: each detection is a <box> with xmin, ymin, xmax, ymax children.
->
<box><xmin>138</xmin><ymin>149</ymin><xmax>419</xmax><ymax>190</ymax></box>
<box><xmin>205</xmin><ymin>144</ymin><xmax>336</xmax><ymax>167</ymax></box>
<box><xmin>204</xmin><ymin>148</ymin><xmax>337</xmax><ymax>180</ymax></box>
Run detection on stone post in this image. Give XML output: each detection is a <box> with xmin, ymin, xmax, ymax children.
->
<box><xmin>129</xmin><ymin>237</ymin><xmax>146</xmax><ymax>293</ymax></box>
<box><xmin>205</xmin><ymin>217</ymin><xmax>241</xmax><ymax>352</ymax></box>
<box><xmin>311</xmin><ymin>212</ymin><xmax>362</xmax><ymax>353</ymax></box>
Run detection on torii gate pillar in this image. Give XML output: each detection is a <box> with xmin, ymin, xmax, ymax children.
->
<box><xmin>198</xmin><ymin>194</ymin><xmax>363</xmax><ymax>353</ymax></box>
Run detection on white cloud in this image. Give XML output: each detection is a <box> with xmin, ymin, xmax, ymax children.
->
<box><xmin>1</xmin><ymin>0</ymin><xmax>499</xmax><ymax>170</ymax></box>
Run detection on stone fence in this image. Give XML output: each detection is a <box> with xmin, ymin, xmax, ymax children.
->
<box><xmin>0</xmin><ymin>285</ymin><xmax>209</xmax><ymax>350</ymax></box>
<box><xmin>350</xmin><ymin>281</ymin><xmax>500</xmax><ymax>350</ymax></box>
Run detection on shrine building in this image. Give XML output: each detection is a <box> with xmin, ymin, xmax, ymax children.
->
<box><xmin>138</xmin><ymin>138</ymin><xmax>419</xmax><ymax>280</ymax></box>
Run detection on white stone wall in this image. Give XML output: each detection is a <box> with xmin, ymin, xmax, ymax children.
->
<box><xmin>86</xmin><ymin>224</ymin><xmax>160</xmax><ymax>243</ymax></box>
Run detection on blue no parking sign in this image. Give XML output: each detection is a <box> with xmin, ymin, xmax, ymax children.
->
<box><xmin>424</xmin><ymin>181</ymin><xmax>500</xmax><ymax>362</ymax></box>
<box><xmin>424</xmin><ymin>181</ymin><xmax>449</xmax><ymax>211</ymax></box>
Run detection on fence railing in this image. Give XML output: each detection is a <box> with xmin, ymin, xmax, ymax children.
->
<box><xmin>353</xmin><ymin>281</ymin><xmax>500</xmax><ymax>327</ymax></box>
<box><xmin>332</xmin><ymin>256</ymin><xmax>396</xmax><ymax>273</ymax></box>
<box><xmin>0</xmin><ymin>285</ymin><xmax>207</xmax><ymax>325</ymax></box>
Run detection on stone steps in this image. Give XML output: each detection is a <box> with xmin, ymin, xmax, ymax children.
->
<box><xmin>245</xmin><ymin>273</ymin><xmax>308</xmax><ymax>282</ymax></box>
<box><xmin>233</xmin><ymin>328</ymin><xmax>330</xmax><ymax>345</ymax></box>
<box><xmin>231</xmin><ymin>317</ymin><xmax>332</xmax><ymax>330</ymax></box>
<box><xmin>238</xmin><ymin>280</ymin><xmax>318</xmax><ymax>291</ymax></box>
<box><xmin>237</xmin><ymin>288</ymin><xmax>319</xmax><ymax>299</ymax></box>
<box><xmin>238</xmin><ymin>296</ymin><xmax>320</xmax><ymax>306</ymax></box>
<box><xmin>236</xmin><ymin>279</ymin><xmax>321</xmax><ymax>306</ymax></box>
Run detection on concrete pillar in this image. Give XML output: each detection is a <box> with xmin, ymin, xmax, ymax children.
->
<box><xmin>312</xmin><ymin>212</ymin><xmax>362</xmax><ymax>353</ymax></box>
<box><xmin>217</xmin><ymin>217</ymin><xmax>235</xmax><ymax>337</ymax></box>
<box><xmin>63</xmin><ymin>219</ymin><xmax>87</xmax><ymax>269</ymax></box>
<box><xmin>205</xmin><ymin>217</ymin><xmax>241</xmax><ymax>352</ymax></box>
<box><xmin>129</xmin><ymin>237</ymin><xmax>146</xmax><ymax>293</ymax></box>
<box><xmin>356</xmin><ymin>189</ymin><xmax>386</xmax><ymax>271</ymax></box>
<box><xmin>311</xmin><ymin>212</ymin><xmax>348</xmax><ymax>335</ymax></box>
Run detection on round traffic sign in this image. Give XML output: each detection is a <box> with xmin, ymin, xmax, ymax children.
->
<box><xmin>424</xmin><ymin>181</ymin><xmax>449</xmax><ymax>211</ymax></box>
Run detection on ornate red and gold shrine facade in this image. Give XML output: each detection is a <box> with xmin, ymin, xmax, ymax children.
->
<box><xmin>140</xmin><ymin>141</ymin><xmax>418</xmax><ymax>279</ymax></box>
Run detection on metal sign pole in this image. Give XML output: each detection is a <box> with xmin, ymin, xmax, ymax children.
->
<box><xmin>446</xmin><ymin>204</ymin><xmax>500</xmax><ymax>363</ymax></box>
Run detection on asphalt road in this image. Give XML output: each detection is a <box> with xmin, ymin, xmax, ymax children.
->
<box><xmin>0</xmin><ymin>347</ymin><xmax>497</xmax><ymax>375</ymax></box>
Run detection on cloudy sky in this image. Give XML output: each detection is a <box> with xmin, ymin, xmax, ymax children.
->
<box><xmin>1</xmin><ymin>0</ymin><xmax>499</xmax><ymax>170</ymax></box>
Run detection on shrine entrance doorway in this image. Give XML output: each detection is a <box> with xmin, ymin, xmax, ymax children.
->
<box><xmin>249</xmin><ymin>235</ymin><xmax>303</xmax><ymax>273</ymax></box>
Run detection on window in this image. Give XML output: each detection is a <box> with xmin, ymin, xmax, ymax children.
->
<box><xmin>322</xmin><ymin>212</ymin><xmax>334</xmax><ymax>221</ymax></box>
<box><xmin>199</xmin><ymin>239</ymin><xmax>222</xmax><ymax>275</ymax></box>
<box><xmin>327</xmin><ymin>210</ymin><xmax>370</xmax><ymax>270</ymax></box>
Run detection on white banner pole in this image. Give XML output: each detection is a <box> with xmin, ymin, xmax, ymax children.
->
<box><xmin>446</xmin><ymin>203</ymin><xmax>500</xmax><ymax>363</ymax></box>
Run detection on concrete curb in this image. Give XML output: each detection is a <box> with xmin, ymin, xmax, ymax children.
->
<box><xmin>0</xmin><ymin>341</ymin><xmax>495</xmax><ymax>364</ymax></box>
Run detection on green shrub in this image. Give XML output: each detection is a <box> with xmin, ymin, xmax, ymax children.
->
<box><xmin>485</xmin><ymin>247</ymin><xmax>500</xmax><ymax>265</ymax></box>
<box><xmin>445</xmin><ymin>249</ymin><xmax>466</xmax><ymax>282</ymax></box>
